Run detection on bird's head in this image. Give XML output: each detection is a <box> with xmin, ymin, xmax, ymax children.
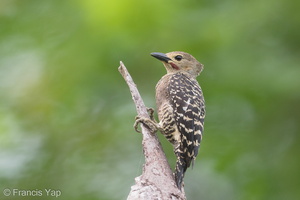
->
<box><xmin>151</xmin><ymin>51</ymin><xmax>203</xmax><ymax>77</ymax></box>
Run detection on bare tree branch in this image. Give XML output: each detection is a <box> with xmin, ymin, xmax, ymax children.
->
<box><xmin>118</xmin><ymin>61</ymin><xmax>186</xmax><ymax>200</ymax></box>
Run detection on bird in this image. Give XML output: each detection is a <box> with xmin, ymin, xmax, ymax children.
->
<box><xmin>134</xmin><ymin>51</ymin><xmax>205</xmax><ymax>190</ymax></box>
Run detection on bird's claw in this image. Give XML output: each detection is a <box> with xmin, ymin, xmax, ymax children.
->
<box><xmin>134</xmin><ymin>116</ymin><xmax>143</xmax><ymax>133</ymax></box>
<box><xmin>134</xmin><ymin>116</ymin><xmax>159</xmax><ymax>134</ymax></box>
<box><xmin>147</xmin><ymin>107</ymin><xmax>155</xmax><ymax>121</ymax></box>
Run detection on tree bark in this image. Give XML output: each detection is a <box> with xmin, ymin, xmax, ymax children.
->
<box><xmin>118</xmin><ymin>61</ymin><xmax>186</xmax><ymax>200</ymax></box>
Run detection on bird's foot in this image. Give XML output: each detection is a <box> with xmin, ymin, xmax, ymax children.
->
<box><xmin>147</xmin><ymin>107</ymin><xmax>155</xmax><ymax>121</ymax></box>
<box><xmin>134</xmin><ymin>116</ymin><xmax>159</xmax><ymax>134</ymax></box>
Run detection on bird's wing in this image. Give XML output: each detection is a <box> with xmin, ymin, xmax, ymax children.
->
<box><xmin>169</xmin><ymin>72</ymin><xmax>205</xmax><ymax>167</ymax></box>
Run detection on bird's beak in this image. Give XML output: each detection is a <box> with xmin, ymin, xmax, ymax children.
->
<box><xmin>151</xmin><ymin>52</ymin><xmax>171</xmax><ymax>63</ymax></box>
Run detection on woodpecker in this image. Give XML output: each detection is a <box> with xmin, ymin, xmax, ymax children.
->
<box><xmin>135</xmin><ymin>51</ymin><xmax>205</xmax><ymax>190</ymax></box>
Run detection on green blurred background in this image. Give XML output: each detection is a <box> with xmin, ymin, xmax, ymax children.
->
<box><xmin>0</xmin><ymin>0</ymin><xmax>299</xmax><ymax>199</ymax></box>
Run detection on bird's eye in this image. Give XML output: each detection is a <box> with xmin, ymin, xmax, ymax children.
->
<box><xmin>174</xmin><ymin>55</ymin><xmax>183</xmax><ymax>61</ymax></box>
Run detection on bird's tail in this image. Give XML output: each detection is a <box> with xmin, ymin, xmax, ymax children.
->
<box><xmin>174</xmin><ymin>147</ymin><xmax>190</xmax><ymax>190</ymax></box>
